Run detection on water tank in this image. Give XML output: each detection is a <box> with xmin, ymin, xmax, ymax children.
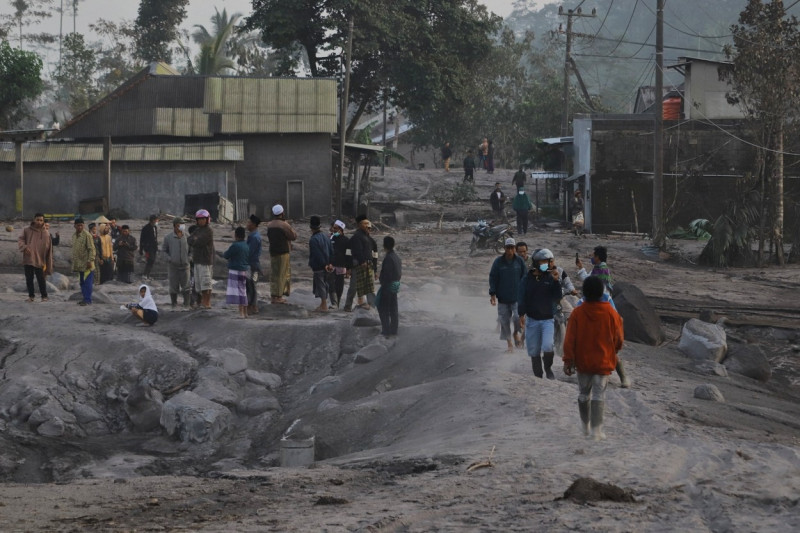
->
<box><xmin>663</xmin><ymin>97</ymin><xmax>682</xmax><ymax>120</ymax></box>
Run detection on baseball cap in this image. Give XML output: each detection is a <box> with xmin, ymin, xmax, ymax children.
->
<box><xmin>504</xmin><ymin>237</ymin><xmax>516</xmax><ymax>247</ymax></box>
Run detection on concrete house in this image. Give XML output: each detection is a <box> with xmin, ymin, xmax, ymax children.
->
<box><xmin>0</xmin><ymin>63</ymin><xmax>338</xmax><ymax>219</ymax></box>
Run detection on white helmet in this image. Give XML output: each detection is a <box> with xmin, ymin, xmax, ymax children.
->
<box><xmin>532</xmin><ymin>248</ymin><xmax>554</xmax><ymax>261</ymax></box>
<box><xmin>195</xmin><ymin>209</ymin><xmax>210</xmax><ymax>219</ymax></box>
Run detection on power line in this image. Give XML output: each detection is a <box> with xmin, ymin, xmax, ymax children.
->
<box><xmin>607</xmin><ymin>0</ymin><xmax>640</xmax><ymax>56</ymax></box>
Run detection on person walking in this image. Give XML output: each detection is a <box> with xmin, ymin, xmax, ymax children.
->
<box><xmin>563</xmin><ymin>275</ymin><xmax>624</xmax><ymax>440</ymax></box>
<box><xmin>246</xmin><ymin>214</ymin><xmax>263</xmax><ymax>314</ymax></box>
<box><xmin>18</xmin><ymin>213</ymin><xmax>53</xmax><ymax>302</ymax></box>
<box><xmin>187</xmin><ymin>209</ymin><xmax>215</xmax><ymax>309</ymax></box>
<box><xmin>489</xmin><ymin>182</ymin><xmax>506</xmax><ymax>222</ymax></box>
<box><xmin>463</xmin><ymin>150</ymin><xmax>476</xmax><ymax>183</ymax></box>
<box><xmin>489</xmin><ymin>237</ymin><xmax>527</xmax><ymax>353</ymax></box>
<box><xmin>378</xmin><ymin>235</ymin><xmax>402</xmax><ymax>336</ymax></box>
<box><xmin>328</xmin><ymin>220</ymin><xmax>349</xmax><ymax>309</ymax></box>
<box><xmin>71</xmin><ymin>218</ymin><xmax>96</xmax><ymax>306</ymax></box>
<box><xmin>512</xmin><ymin>166</ymin><xmax>527</xmax><ymax>190</ymax></box>
<box><xmin>139</xmin><ymin>215</ymin><xmax>159</xmax><ymax>280</ymax></box>
<box><xmin>511</xmin><ymin>188</ymin><xmax>533</xmax><ymax>235</ymax></box>
<box><xmin>486</xmin><ymin>139</ymin><xmax>495</xmax><ymax>174</ymax></box>
<box><xmin>441</xmin><ymin>142</ymin><xmax>452</xmax><ymax>172</ymax></box>
<box><xmin>222</xmin><ymin>226</ymin><xmax>250</xmax><ymax>318</ymax></box>
<box><xmin>162</xmin><ymin>217</ymin><xmax>191</xmax><ymax>308</ymax></box>
<box><xmin>114</xmin><ymin>225</ymin><xmax>137</xmax><ymax>283</ymax></box>
<box><xmin>308</xmin><ymin>215</ymin><xmax>334</xmax><ymax>312</ymax></box>
<box><xmin>266</xmin><ymin>204</ymin><xmax>297</xmax><ymax>304</ymax></box>
<box><xmin>518</xmin><ymin>248</ymin><xmax>563</xmax><ymax>378</ymax></box>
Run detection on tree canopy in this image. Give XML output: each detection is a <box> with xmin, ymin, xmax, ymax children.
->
<box><xmin>0</xmin><ymin>39</ymin><xmax>43</xmax><ymax>129</ymax></box>
<box><xmin>134</xmin><ymin>0</ymin><xmax>189</xmax><ymax>64</ymax></box>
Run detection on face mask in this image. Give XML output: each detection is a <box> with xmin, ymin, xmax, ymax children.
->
<box><xmin>178</xmin><ymin>224</ymin><xmax>186</xmax><ymax>232</ymax></box>
<box><xmin>590</xmin><ymin>257</ymin><xmax>596</xmax><ymax>265</ymax></box>
<box><xmin>333</xmin><ymin>232</ymin><xmax>340</xmax><ymax>237</ymax></box>
<box><xmin>539</xmin><ymin>263</ymin><xmax>549</xmax><ymax>272</ymax></box>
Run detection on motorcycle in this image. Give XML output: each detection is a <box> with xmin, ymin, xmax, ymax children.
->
<box><xmin>469</xmin><ymin>219</ymin><xmax>513</xmax><ymax>256</ymax></box>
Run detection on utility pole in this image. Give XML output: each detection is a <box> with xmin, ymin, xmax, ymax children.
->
<box><xmin>653</xmin><ymin>0</ymin><xmax>665</xmax><ymax>248</ymax></box>
<box><xmin>336</xmin><ymin>18</ymin><xmax>354</xmax><ymax>219</ymax></box>
<box><xmin>559</xmin><ymin>5</ymin><xmax>596</xmax><ymax>137</ymax></box>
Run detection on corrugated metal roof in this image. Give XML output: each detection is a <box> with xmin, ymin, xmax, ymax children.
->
<box><xmin>206</xmin><ymin>77</ymin><xmax>338</xmax><ymax>134</ymax></box>
<box><xmin>153</xmin><ymin>108</ymin><xmax>212</xmax><ymax>137</ymax></box>
<box><xmin>0</xmin><ymin>141</ymin><xmax>244</xmax><ymax>163</ymax></box>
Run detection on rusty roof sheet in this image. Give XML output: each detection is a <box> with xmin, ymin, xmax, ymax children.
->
<box><xmin>0</xmin><ymin>141</ymin><xmax>243</xmax><ymax>163</ymax></box>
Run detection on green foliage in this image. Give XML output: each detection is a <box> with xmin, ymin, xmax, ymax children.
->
<box><xmin>1</xmin><ymin>0</ymin><xmax>55</xmax><ymax>48</ymax></box>
<box><xmin>243</xmin><ymin>0</ymin><xmax>502</xmax><ymax>137</ymax></box>
<box><xmin>697</xmin><ymin>180</ymin><xmax>761</xmax><ymax>267</ymax></box>
<box><xmin>134</xmin><ymin>0</ymin><xmax>189</xmax><ymax>64</ymax></box>
<box><xmin>90</xmin><ymin>19</ymin><xmax>142</xmax><ymax>96</ymax></box>
<box><xmin>54</xmin><ymin>32</ymin><xmax>99</xmax><ymax>116</ymax></box>
<box><xmin>0</xmin><ymin>39</ymin><xmax>43</xmax><ymax>129</ymax></box>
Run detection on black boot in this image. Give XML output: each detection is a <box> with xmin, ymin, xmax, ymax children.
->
<box><xmin>543</xmin><ymin>351</ymin><xmax>555</xmax><ymax>380</ymax></box>
<box><xmin>170</xmin><ymin>293</ymin><xmax>178</xmax><ymax>308</ymax></box>
<box><xmin>531</xmin><ymin>356</ymin><xmax>543</xmax><ymax>378</ymax></box>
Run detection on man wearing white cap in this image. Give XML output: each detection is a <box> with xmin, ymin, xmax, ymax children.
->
<box><xmin>328</xmin><ymin>219</ymin><xmax>349</xmax><ymax>309</ymax></box>
<box><xmin>488</xmin><ymin>237</ymin><xmax>526</xmax><ymax>353</ymax></box>
<box><xmin>265</xmin><ymin>204</ymin><xmax>296</xmax><ymax>304</ymax></box>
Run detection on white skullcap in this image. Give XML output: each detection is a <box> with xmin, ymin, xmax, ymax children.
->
<box><xmin>272</xmin><ymin>204</ymin><xmax>284</xmax><ymax>216</ymax></box>
<box><xmin>334</xmin><ymin>219</ymin><xmax>345</xmax><ymax>229</ymax></box>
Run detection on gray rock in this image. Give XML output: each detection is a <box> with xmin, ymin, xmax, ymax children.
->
<box><xmin>50</xmin><ymin>271</ymin><xmax>71</xmax><ymax>291</ymax></box>
<box><xmin>124</xmin><ymin>382</ymin><xmax>164</xmax><ymax>432</ymax></box>
<box><xmin>309</xmin><ymin>375</ymin><xmax>341</xmax><ymax>395</ymax></box>
<box><xmin>237</xmin><ymin>395</ymin><xmax>280</xmax><ymax>416</ymax></box>
<box><xmin>611</xmin><ymin>282</ymin><xmax>665</xmax><ymax>346</ymax></box>
<box><xmin>351</xmin><ymin>307</ymin><xmax>381</xmax><ymax>327</ymax></box>
<box><xmin>678</xmin><ymin>318</ymin><xmax>727</xmax><ymax>362</ymax></box>
<box><xmin>694</xmin><ymin>384</ymin><xmax>725</xmax><ymax>402</ymax></box>
<box><xmin>245</xmin><ymin>370</ymin><xmax>282</xmax><ymax>390</ymax></box>
<box><xmin>317</xmin><ymin>398</ymin><xmax>341</xmax><ymax>412</ymax></box>
<box><xmin>723</xmin><ymin>343</ymin><xmax>772</xmax><ymax>383</ymax></box>
<box><xmin>160</xmin><ymin>391</ymin><xmax>232</xmax><ymax>444</ymax></box>
<box><xmin>354</xmin><ymin>343</ymin><xmax>388</xmax><ymax>364</ymax></box>
<box><xmin>194</xmin><ymin>366</ymin><xmax>239</xmax><ymax>406</ymax></box>
<box><xmin>37</xmin><ymin>417</ymin><xmax>66</xmax><ymax>437</ymax></box>
<box><xmin>687</xmin><ymin>360</ymin><xmax>729</xmax><ymax>378</ymax></box>
<box><xmin>73</xmin><ymin>403</ymin><xmax>103</xmax><ymax>425</ymax></box>
<box><xmin>209</xmin><ymin>348</ymin><xmax>248</xmax><ymax>375</ymax></box>
<box><xmin>68</xmin><ymin>288</ymin><xmax>117</xmax><ymax>304</ymax></box>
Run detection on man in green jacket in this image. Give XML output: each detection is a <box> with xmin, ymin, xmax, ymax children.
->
<box><xmin>71</xmin><ymin>218</ymin><xmax>96</xmax><ymax>306</ymax></box>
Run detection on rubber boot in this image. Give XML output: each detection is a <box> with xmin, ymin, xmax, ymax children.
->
<box><xmin>578</xmin><ymin>400</ymin><xmax>590</xmax><ymax>437</ymax></box>
<box><xmin>590</xmin><ymin>400</ymin><xmax>606</xmax><ymax>441</ymax></box>
<box><xmin>202</xmin><ymin>290</ymin><xmax>212</xmax><ymax>309</ymax></box>
<box><xmin>543</xmin><ymin>352</ymin><xmax>555</xmax><ymax>380</ymax></box>
<box><xmin>531</xmin><ymin>356</ymin><xmax>543</xmax><ymax>378</ymax></box>
<box><xmin>182</xmin><ymin>291</ymin><xmax>191</xmax><ymax>307</ymax></box>
<box><xmin>170</xmin><ymin>293</ymin><xmax>178</xmax><ymax>308</ymax></box>
<box><xmin>616</xmin><ymin>359</ymin><xmax>631</xmax><ymax>388</ymax></box>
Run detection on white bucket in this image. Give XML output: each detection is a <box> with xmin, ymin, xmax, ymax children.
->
<box><xmin>280</xmin><ymin>436</ymin><xmax>315</xmax><ymax>467</ymax></box>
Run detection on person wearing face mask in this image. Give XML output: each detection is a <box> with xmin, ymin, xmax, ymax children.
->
<box><xmin>162</xmin><ymin>217</ymin><xmax>191</xmax><ymax>308</ymax></box>
<box><xmin>517</xmin><ymin>248</ymin><xmax>563</xmax><ymax>378</ymax></box>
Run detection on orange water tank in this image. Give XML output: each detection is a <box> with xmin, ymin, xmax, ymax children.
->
<box><xmin>663</xmin><ymin>97</ymin><xmax>681</xmax><ymax>120</ymax></box>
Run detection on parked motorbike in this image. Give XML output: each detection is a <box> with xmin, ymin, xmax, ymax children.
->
<box><xmin>469</xmin><ymin>220</ymin><xmax>513</xmax><ymax>256</ymax></box>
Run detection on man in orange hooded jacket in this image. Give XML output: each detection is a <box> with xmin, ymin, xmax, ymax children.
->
<box><xmin>563</xmin><ymin>275</ymin><xmax>624</xmax><ymax>441</ymax></box>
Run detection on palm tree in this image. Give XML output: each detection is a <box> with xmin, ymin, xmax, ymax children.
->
<box><xmin>191</xmin><ymin>7</ymin><xmax>240</xmax><ymax>75</ymax></box>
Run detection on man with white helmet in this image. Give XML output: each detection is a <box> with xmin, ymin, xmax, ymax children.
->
<box><xmin>266</xmin><ymin>204</ymin><xmax>297</xmax><ymax>304</ymax></box>
<box><xmin>518</xmin><ymin>248</ymin><xmax>563</xmax><ymax>378</ymax></box>
<box><xmin>187</xmin><ymin>209</ymin><xmax>215</xmax><ymax>309</ymax></box>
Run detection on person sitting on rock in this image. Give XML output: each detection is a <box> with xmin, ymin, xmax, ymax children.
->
<box><xmin>124</xmin><ymin>284</ymin><xmax>159</xmax><ymax>326</ymax></box>
<box><xmin>563</xmin><ymin>276</ymin><xmax>624</xmax><ymax>440</ymax></box>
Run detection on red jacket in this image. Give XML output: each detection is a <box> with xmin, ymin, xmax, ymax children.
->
<box><xmin>563</xmin><ymin>301</ymin><xmax>624</xmax><ymax>375</ymax></box>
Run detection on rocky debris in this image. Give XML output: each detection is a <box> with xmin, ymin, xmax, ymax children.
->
<box><xmin>237</xmin><ymin>395</ymin><xmax>280</xmax><ymax>416</ymax></box>
<box><xmin>209</xmin><ymin>348</ymin><xmax>249</xmax><ymax>375</ymax></box>
<box><xmin>124</xmin><ymin>381</ymin><xmax>164</xmax><ymax>432</ymax></box>
<box><xmin>193</xmin><ymin>366</ymin><xmax>239</xmax><ymax>407</ymax></box>
<box><xmin>612</xmin><ymin>282</ymin><xmax>665</xmax><ymax>345</ymax></box>
<box><xmin>559</xmin><ymin>477</ymin><xmax>637</xmax><ymax>503</ymax></box>
<box><xmin>49</xmin><ymin>272</ymin><xmax>71</xmax><ymax>291</ymax></box>
<box><xmin>723</xmin><ymin>343</ymin><xmax>772</xmax><ymax>382</ymax></box>
<box><xmin>160</xmin><ymin>390</ymin><xmax>232</xmax><ymax>444</ymax></box>
<box><xmin>678</xmin><ymin>318</ymin><xmax>727</xmax><ymax>362</ymax></box>
<box><xmin>694</xmin><ymin>384</ymin><xmax>725</xmax><ymax>402</ymax></box>
<box><xmin>245</xmin><ymin>370</ymin><xmax>282</xmax><ymax>390</ymax></box>
<box><xmin>351</xmin><ymin>307</ymin><xmax>381</xmax><ymax>327</ymax></box>
<box><xmin>68</xmin><ymin>288</ymin><xmax>118</xmax><ymax>304</ymax></box>
<box><xmin>310</xmin><ymin>376</ymin><xmax>341</xmax><ymax>395</ymax></box>
<box><xmin>354</xmin><ymin>343</ymin><xmax>388</xmax><ymax>364</ymax></box>
<box><xmin>684</xmin><ymin>360</ymin><xmax>729</xmax><ymax>378</ymax></box>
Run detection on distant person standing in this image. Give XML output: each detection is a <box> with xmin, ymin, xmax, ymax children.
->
<box><xmin>96</xmin><ymin>219</ymin><xmax>114</xmax><ymax>284</ymax></box>
<box><xmin>563</xmin><ymin>275</ymin><xmax>624</xmax><ymax>440</ymax></box>
<box><xmin>489</xmin><ymin>182</ymin><xmax>506</xmax><ymax>222</ymax></box>
<box><xmin>108</xmin><ymin>216</ymin><xmax>121</xmax><ymax>242</ymax></box>
<box><xmin>511</xmin><ymin>188</ymin><xmax>533</xmax><ymax>235</ymax></box>
<box><xmin>222</xmin><ymin>226</ymin><xmax>250</xmax><ymax>319</ymax></box>
<box><xmin>441</xmin><ymin>142</ymin><xmax>452</xmax><ymax>172</ymax></box>
<box><xmin>266</xmin><ymin>204</ymin><xmax>297</xmax><ymax>304</ymax></box>
<box><xmin>308</xmin><ymin>215</ymin><xmax>334</xmax><ymax>312</ymax></box>
<box><xmin>44</xmin><ymin>221</ymin><xmax>60</xmax><ymax>246</ymax></box>
<box><xmin>139</xmin><ymin>215</ymin><xmax>159</xmax><ymax>280</ymax></box>
<box><xmin>479</xmin><ymin>137</ymin><xmax>488</xmax><ymax>170</ymax></box>
<box><xmin>348</xmin><ymin>216</ymin><xmax>378</xmax><ymax>310</ymax></box>
<box><xmin>378</xmin><ymin>235</ymin><xmax>402</xmax><ymax>336</ymax></box>
<box><xmin>188</xmin><ymin>209</ymin><xmax>215</xmax><ymax>309</ymax></box>
<box><xmin>571</xmin><ymin>189</ymin><xmax>585</xmax><ymax>235</ymax></box>
<box><xmin>162</xmin><ymin>217</ymin><xmax>191</xmax><ymax>308</ymax></box>
<box><xmin>18</xmin><ymin>213</ymin><xmax>53</xmax><ymax>302</ymax></box>
<box><xmin>328</xmin><ymin>220</ymin><xmax>349</xmax><ymax>309</ymax></box>
<box><xmin>246</xmin><ymin>214</ymin><xmax>263</xmax><ymax>314</ymax></box>
<box><xmin>114</xmin><ymin>225</ymin><xmax>137</xmax><ymax>284</ymax></box>
<box><xmin>512</xmin><ymin>166</ymin><xmax>527</xmax><ymax>190</ymax></box>
<box><xmin>463</xmin><ymin>150</ymin><xmax>476</xmax><ymax>183</ymax></box>
<box><xmin>71</xmin><ymin>218</ymin><xmax>96</xmax><ymax>306</ymax></box>
<box><xmin>486</xmin><ymin>139</ymin><xmax>495</xmax><ymax>174</ymax></box>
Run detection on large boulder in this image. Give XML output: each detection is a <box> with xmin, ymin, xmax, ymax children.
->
<box><xmin>160</xmin><ymin>391</ymin><xmax>232</xmax><ymax>444</ymax></box>
<box><xmin>678</xmin><ymin>318</ymin><xmax>727</xmax><ymax>362</ymax></box>
<box><xmin>723</xmin><ymin>343</ymin><xmax>771</xmax><ymax>382</ymax></box>
<box><xmin>124</xmin><ymin>381</ymin><xmax>164</xmax><ymax>432</ymax></box>
<box><xmin>49</xmin><ymin>272</ymin><xmax>71</xmax><ymax>291</ymax></box>
<box><xmin>354</xmin><ymin>343</ymin><xmax>388</xmax><ymax>364</ymax></box>
<box><xmin>611</xmin><ymin>282</ymin><xmax>664</xmax><ymax>345</ymax></box>
<box><xmin>351</xmin><ymin>307</ymin><xmax>381</xmax><ymax>327</ymax></box>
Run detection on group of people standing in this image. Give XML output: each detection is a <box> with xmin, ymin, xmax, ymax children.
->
<box><xmin>489</xmin><ymin>241</ymin><xmax>627</xmax><ymax>440</ymax></box>
<box><xmin>489</xmin><ymin>167</ymin><xmax>535</xmax><ymax>235</ymax></box>
<box><xmin>439</xmin><ymin>138</ymin><xmax>495</xmax><ymax>183</ymax></box>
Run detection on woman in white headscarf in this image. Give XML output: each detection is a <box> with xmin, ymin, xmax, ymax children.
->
<box><xmin>125</xmin><ymin>284</ymin><xmax>159</xmax><ymax>326</ymax></box>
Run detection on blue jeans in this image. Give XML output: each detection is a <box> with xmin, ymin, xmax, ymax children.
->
<box><xmin>79</xmin><ymin>271</ymin><xmax>94</xmax><ymax>303</ymax></box>
<box><xmin>525</xmin><ymin>317</ymin><xmax>554</xmax><ymax>358</ymax></box>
